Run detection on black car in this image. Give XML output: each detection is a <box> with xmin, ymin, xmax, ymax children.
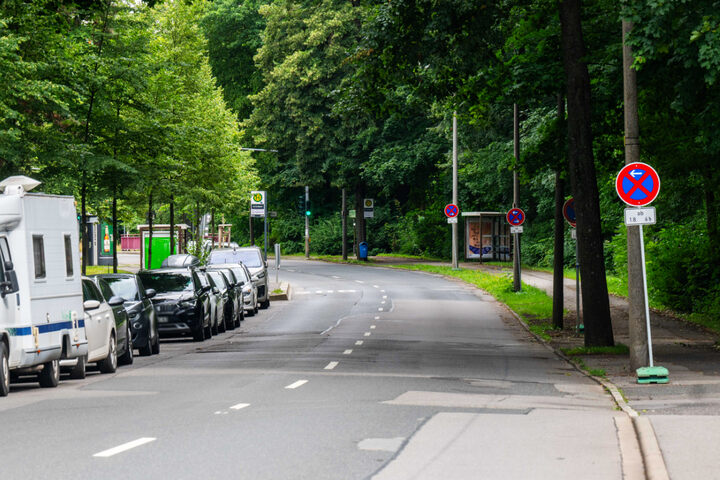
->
<box><xmin>138</xmin><ymin>268</ymin><xmax>212</xmax><ymax>342</ymax></box>
<box><xmin>207</xmin><ymin>266</ymin><xmax>244</xmax><ymax>327</ymax></box>
<box><xmin>95</xmin><ymin>274</ymin><xmax>160</xmax><ymax>356</ymax></box>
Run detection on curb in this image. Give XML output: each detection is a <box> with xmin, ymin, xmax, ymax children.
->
<box><xmin>269</xmin><ymin>282</ymin><xmax>291</xmax><ymax>301</ymax></box>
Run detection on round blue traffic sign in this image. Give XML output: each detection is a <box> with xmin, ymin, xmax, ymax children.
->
<box><xmin>444</xmin><ymin>204</ymin><xmax>459</xmax><ymax>218</ymax></box>
<box><xmin>616</xmin><ymin>163</ymin><xmax>660</xmax><ymax>206</ymax></box>
<box><xmin>506</xmin><ymin>208</ymin><xmax>525</xmax><ymax>226</ymax></box>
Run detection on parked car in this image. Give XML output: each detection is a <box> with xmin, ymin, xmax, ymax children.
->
<box><xmin>94</xmin><ymin>274</ymin><xmax>160</xmax><ymax>356</ymax></box>
<box><xmin>138</xmin><ymin>268</ymin><xmax>212</xmax><ymax>342</ymax></box>
<box><xmin>205</xmin><ymin>269</ymin><xmax>234</xmax><ymax>331</ymax></box>
<box><xmin>0</xmin><ymin>176</ymin><xmax>87</xmax><ymax>395</ymax></box>
<box><xmin>70</xmin><ymin>277</ymin><xmax>128</xmax><ymax>377</ymax></box>
<box><xmin>208</xmin><ymin>247</ymin><xmax>269</xmax><ymax>309</ymax></box>
<box><xmin>234</xmin><ymin>263</ymin><xmax>258</xmax><ymax>317</ymax></box>
<box><xmin>196</xmin><ymin>270</ymin><xmax>225</xmax><ymax>336</ymax></box>
<box><xmin>161</xmin><ymin>254</ymin><xmax>200</xmax><ymax>268</ymax></box>
<box><xmin>206</xmin><ymin>266</ymin><xmax>243</xmax><ymax>327</ymax></box>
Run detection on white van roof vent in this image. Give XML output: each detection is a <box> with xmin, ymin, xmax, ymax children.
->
<box><xmin>0</xmin><ymin>176</ymin><xmax>42</xmax><ymax>195</ymax></box>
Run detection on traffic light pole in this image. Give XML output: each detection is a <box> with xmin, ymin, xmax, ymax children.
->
<box><xmin>305</xmin><ymin>186</ymin><xmax>309</xmax><ymax>259</ymax></box>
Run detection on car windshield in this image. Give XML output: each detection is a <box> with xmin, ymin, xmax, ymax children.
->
<box><xmin>101</xmin><ymin>277</ymin><xmax>138</xmax><ymax>301</ymax></box>
<box><xmin>207</xmin><ymin>271</ymin><xmax>227</xmax><ymax>291</ymax></box>
<box><xmin>209</xmin><ymin>250</ymin><xmax>262</xmax><ymax>267</ymax></box>
<box><xmin>139</xmin><ymin>272</ymin><xmax>193</xmax><ymax>293</ymax></box>
<box><xmin>231</xmin><ymin>267</ymin><xmax>247</xmax><ymax>282</ymax></box>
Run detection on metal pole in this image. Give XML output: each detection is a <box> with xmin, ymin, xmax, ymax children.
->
<box><xmin>452</xmin><ymin>112</ymin><xmax>458</xmax><ymax>269</ymax></box>
<box><xmin>575</xmin><ymin>233</ymin><xmax>582</xmax><ymax>330</ymax></box>
<box><xmin>513</xmin><ymin>103</ymin><xmax>521</xmax><ymax>292</ymax></box>
<box><xmin>305</xmin><ymin>186</ymin><xmax>309</xmax><ymax>259</ymax></box>
<box><xmin>638</xmin><ymin>224</ymin><xmax>654</xmax><ymax>367</ymax></box>
<box><xmin>341</xmin><ymin>188</ymin><xmax>347</xmax><ymax>261</ymax></box>
<box><xmin>264</xmin><ymin>212</ymin><xmax>268</xmax><ymax>261</ymax></box>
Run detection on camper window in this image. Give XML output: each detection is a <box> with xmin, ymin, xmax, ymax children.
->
<box><xmin>64</xmin><ymin>235</ymin><xmax>73</xmax><ymax>277</ymax></box>
<box><xmin>32</xmin><ymin>235</ymin><xmax>46</xmax><ymax>279</ymax></box>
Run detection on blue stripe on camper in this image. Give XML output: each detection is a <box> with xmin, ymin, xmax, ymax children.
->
<box><xmin>8</xmin><ymin>321</ymin><xmax>78</xmax><ymax>336</ymax></box>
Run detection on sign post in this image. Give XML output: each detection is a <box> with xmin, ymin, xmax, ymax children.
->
<box><xmin>616</xmin><ymin>162</ymin><xmax>667</xmax><ymax>384</ymax></box>
<box><xmin>563</xmin><ymin>198</ymin><xmax>582</xmax><ymax>331</ymax></box>
<box><xmin>506</xmin><ymin>208</ymin><xmax>525</xmax><ymax>291</ymax></box>
<box><xmin>363</xmin><ymin>199</ymin><xmax>374</xmax><ymax>218</ymax></box>
<box><xmin>445</xmin><ymin>204</ymin><xmax>460</xmax><ymax>268</ymax></box>
<box><xmin>251</xmin><ymin>191</ymin><xmax>268</xmax><ymax>260</ymax></box>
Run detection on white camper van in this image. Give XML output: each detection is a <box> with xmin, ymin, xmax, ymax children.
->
<box><xmin>0</xmin><ymin>176</ymin><xmax>87</xmax><ymax>396</ymax></box>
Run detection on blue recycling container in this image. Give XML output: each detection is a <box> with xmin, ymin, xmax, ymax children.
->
<box><xmin>358</xmin><ymin>242</ymin><xmax>368</xmax><ymax>260</ymax></box>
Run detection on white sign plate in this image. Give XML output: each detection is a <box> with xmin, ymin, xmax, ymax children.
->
<box><xmin>624</xmin><ymin>207</ymin><xmax>656</xmax><ymax>226</ymax></box>
<box><xmin>363</xmin><ymin>198</ymin><xmax>374</xmax><ymax>218</ymax></box>
<box><xmin>510</xmin><ymin>226</ymin><xmax>523</xmax><ymax>234</ymax></box>
<box><xmin>571</xmin><ymin>228</ymin><xmax>577</xmax><ymax>240</ymax></box>
<box><xmin>447</xmin><ymin>217</ymin><xmax>458</xmax><ymax>224</ymax></box>
<box><xmin>251</xmin><ymin>190</ymin><xmax>266</xmax><ymax>218</ymax></box>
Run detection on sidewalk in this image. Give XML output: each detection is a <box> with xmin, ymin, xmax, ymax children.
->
<box><xmin>448</xmin><ymin>260</ymin><xmax>720</xmax><ymax>480</ymax></box>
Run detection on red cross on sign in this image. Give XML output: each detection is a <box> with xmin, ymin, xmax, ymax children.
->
<box><xmin>616</xmin><ymin>163</ymin><xmax>660</xmax><ymax>206</ymax></box>
<box><xmin>444</xmin><ymin>204</ymin><xmax>459</xmax><ymax>218</ymax></box>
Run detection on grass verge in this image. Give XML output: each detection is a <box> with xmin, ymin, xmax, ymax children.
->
<box><xmin>390</xmin><ymin>264</ymin><xmax>555</xmax><ymax>340</ymax></box>
<box><xmin>85</xmin><ymin>266</ymin><xmax>131</xmax><ymax>275</ymax></box>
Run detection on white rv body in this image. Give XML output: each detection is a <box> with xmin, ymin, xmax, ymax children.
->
<box><xmin>0</xmin><ymin>181</ymin><xmax>87</xmax><ymax>382</ymax></box>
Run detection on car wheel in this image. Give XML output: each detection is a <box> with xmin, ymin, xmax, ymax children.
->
<box><xmin>253</xmin><ymin>302</ymin><xmax>259</xmax><ymax>315</ymax></box>
<box><xmin>38</xmin><ymin>359</ymin><xmax>60</xmax><ymax>388</ymax></box>
<box><xmin>225</xmin><ymin>308</ymin><xmax>234</xmax><ymax>331</ymax></box>
<box><xmin>218</xmin><ymin>312</ymin><xmax>227</xmax><ymax>333</ymax></box>
<box><xmin>0</xmin><ymin>343</ymin><xmax>10</xmax><ymax>397</ymax></box>
<box><xmin>193</xmin><ymin>326</ymin><xmax>205</xmax><ymax>342</ymax></box>
<box><xmin>261</xmin><ymin>299</ymin><xmax>270</xmax><ymax>309</ymax></box>
<box><xmin>151</xmin><ymin>333</ymin><xmax>160</xmax><ymax>355</ymax></box>
<box><xmin>69</xmin><ymin>355</ymin><xmax>86</xmax><ymax>380</ymax></box>
<box><xmin>119</xmin><ymin>326</ymin><xmax>134</xmax><ymax>366</ymax></box>
<box><xmin>98</xmin><ymin>334</ymin><xmax>118</xmax><ymax>374</ymax></box>
<box><xmin>236</xmin><ymin>307</ymin><xmax>243</xmax><ymax>327</ymax></box>
<box><xmin>212</xmin><ymin>319</ymin><xmax>220</xmax><ymax>336</ymax></box>
<box><xmin>139</xmin><ymin>333</ymin><xmax>152</xmax><ymax>356</ymax></box>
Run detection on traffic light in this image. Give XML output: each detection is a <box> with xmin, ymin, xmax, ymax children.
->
<box><xmin>296</xmin><ymin>195</ymin><xmax>305</xmax><ymax>215</ymax></box>
<box><xmin>305</xmin><ymin>200</ymin><xmax>312</xmax><ymax>216</ymax></box>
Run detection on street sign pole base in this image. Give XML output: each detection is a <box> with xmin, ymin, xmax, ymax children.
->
<box><xmin>636</xmin><ymin>366</ymin><xmax>669</xmax><ymax>384</ymax></box>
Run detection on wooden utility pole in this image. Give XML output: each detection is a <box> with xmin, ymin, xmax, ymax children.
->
<box><xmin>169</xmin><ymin>195</ymin><xmax>175</xmax><ymax>255</ymax></box>
<box><xmin>112</xmin><ymin>186</ymin><xmax>118</xmax><ymax>274</ymax></box>
<box><xmin>623</xmin><ymin>20</ymin><xmax>647</xmax><ymax>369</ymax></box>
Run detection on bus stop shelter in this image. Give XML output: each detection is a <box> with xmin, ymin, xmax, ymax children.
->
<box><xmin>461</xmin><ymin>212</ymin><xmax>511</xmax><ymax>262</ymax></box>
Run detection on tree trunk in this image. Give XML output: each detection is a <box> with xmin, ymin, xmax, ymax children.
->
<box><xmin>81</xmin><ymin>179</ymin><xmax>87</xmax><ymax>275</ymax></box>
<box><xmin>354</xmin><ymin>184</ymin><xmax>366</xmax><ymax>260</ymax></box>
<box><xmin>170</xmin><ymin>195</ymin><xmax>175</xmax><ymax>255</ymax></box>
<box><xmin>112</xmin><ymin>185</ymin><xmax>118</xmax><ymax>274</ymax></box>
<box><xmin>147</xmin><ymin>192</ymin><xmax>153</xmax><ymax>270</ymax></box>
<box><xmin>559</xmin><ymin>0</ymin><xmax>614</xmax><ymax>346</ymax></box>
<box><xmin>553</xmin><ymin>95</ymin><xmax>566</xmax><ymax>329</ymax></box>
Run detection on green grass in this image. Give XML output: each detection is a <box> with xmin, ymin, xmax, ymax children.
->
<box><xmin>561</xmin><ymin>344</ymin><xmax>629</xmax><ymax>356</ymax></box>
<box><xmin>85</xmin><ymin>266</ymin><xmax>132</xmax><ymax>275</ymax></box>
<box><xmin>390</xmin><ymin>264</ymin><xmax>555</xmax><ymax>340</ymax></box>
<box><xmin>375</xmin><ymin>252</ymin><xmax>444</xmax><ymax>261</ymax></box>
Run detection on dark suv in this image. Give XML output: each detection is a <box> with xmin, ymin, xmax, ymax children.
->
<box><xmin>95</xmin><ymin>274</ymin><xmax>160</xmax><ymax>356</ymax></box>
<box><xmin>208</xmin><ymin>247</ymin><xmax>269</xmax><ymax>309</ymax></box>
<box><xmin>138</xmin><ymin>268</ymin><xmax>212</xmax><ymax>342</ymax></box>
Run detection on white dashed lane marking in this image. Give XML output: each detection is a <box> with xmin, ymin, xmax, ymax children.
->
<box><xmin>364</xmin><ymin>332</ymin><xmax>371</xmax><ymax>337</ymax></box>
<box><xmin>285</xmin><ymin>380</ymin><xmax>308</xmax><ymax>389</ymax></box>
<box><xmin>93</xmin><ymin>438</ymin><xmax>157</xmax><ymax>458</ymax></box>
<box><xmin>371</xmin><ymin>325</ymin><xmax>376</xmax><ymax>329</ymax></box>
<box><xmin>324</xmin><ymin>362</ymin><xmax>339</xmax><ymax>370</ymax></box>
<box><xmin>355</xmin><ymin>341</ymin><xmax>364</xmax><ymax>346</ymax></box>
<box><xmin>343</xmin><ymin>349</ymin><xmax>353</xmax><ymax>355</ymax></box>
<box><xmin>230</xmin><ymin>403</ymin><xmax>250</xmax><ymax>410</ymax></box>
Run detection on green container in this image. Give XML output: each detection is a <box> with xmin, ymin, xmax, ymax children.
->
<box><xmin>636</xmin><ymin>366</ymin><xmax>669</xmax><ymax>384</ymax></box>
<box><xmin>143</xmin><ymin>234</ymin><xmax>178</xmax><ymax>269</ymax></box>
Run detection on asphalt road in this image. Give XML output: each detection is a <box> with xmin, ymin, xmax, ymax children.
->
<box><xmin>0</xmin><ymin>259</ymin><xmax>632</xmax><ymax>479</ymax></box>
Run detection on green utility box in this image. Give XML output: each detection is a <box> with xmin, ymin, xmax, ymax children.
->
<box><xmin>142</xmin><ymin>232</ymin><xmax>178</xmax><ymax>270</ymax></box>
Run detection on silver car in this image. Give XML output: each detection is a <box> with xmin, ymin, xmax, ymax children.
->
<box><xmin>207</xmin><ymin>247</ymin><xmax>269</xmax><ymax>309</ymax></box>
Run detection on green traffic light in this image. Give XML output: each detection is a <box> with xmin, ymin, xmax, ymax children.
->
<box><xmin>305</xmin><ymin>210</ymin><xmax>311</xmax><ymax>216</ymax></box>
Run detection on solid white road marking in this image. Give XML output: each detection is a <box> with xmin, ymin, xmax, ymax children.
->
<box><xmin>332</xmin><ymin>276</ymin><xmax>341</xmax><ymax>279</ymax></box>
<box><xmin>214</xmin><ymin>411</ymin><xmax>228</xmax><ymax>415</ymax></box>
<box><xmin>355</xmin><ymin>340</ymin><xmax>364</xmax><ymax>346</ymax></box>
<box><xmin>327</xmin><ymin>290</ymin><xmax>334</xmax><ymax>293</ymax></box>
<box><xmin>338</xmin><ymin>289</ymin><xmax>357</xmax><ymax>293</ymax></box>
<box><xmin>364</xmin><ymin>332</ymin><xmax>371</xmax><ymax>337</ymax></box>
<box><xmin>316</xmin><ymin>290</ymin><xmax>323</xmax><ymax>294</ymax></box>
<box><xmin>93</xmin><ymin>438</ymin><xmax>156</xmax><ymax>458</ymax></box>
<box><xmin>373</xmin><ymin>285</ymin><xmax>380</xmax><ymax>288</ymax></box>
<box><xmin>371</xmin><ymin>325</ymin><xmax>376</xmax><ymax>329</ymax></box>
<box><xmin>324</xmin><ymin>361</ymin><xmax>339</xmax><ymax>370</ymax></box>
<box><xmin>285</xmin><ymin>380</ymin><xmax>308</xmax><ymax>389</ymax></box>
<box><xmin>295</xmin><ymin>291</ymin><xmax>311</xmax><ymax>295</ymax></box>
<box><xmin>230</xmin><ymin>403</ymin><xmax>250</xmax><ymax>410</ymax></box>
<box><xmin>343</xmin><ymin>349</ymin><xmax>353</xmax><ymax>355</ymax></box>
<box><xmin>355</xmin><ymin>280</ymin><xmax>364</xmax><ymax>284</ymax></box>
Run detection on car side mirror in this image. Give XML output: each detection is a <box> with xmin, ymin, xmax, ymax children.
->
<box><xmin>145</xmin><ymin>288</ymin><xmax>156</xmax><ymax>299</ymax></box>
<box><xmin>83</xmin><ymin>300</ymin><xmax>101</xmax><ymax>310</ymax></box>
<box><xmin>108</xmin><ymin>296</ymin><xmax>125</xmax><ymax>307</ymax></box>
<box><xmin>264</xmin><ymin>261</ymin><xmax>268</xmax><ymax>268</ymax></box>
<box><xmin>0</xmin><ymin>269</ymin><xmax>19</xmax><ymax>297</ymax></box>
<box><xmin>4</xmin><ymin>260</ymin><xmax>13</xmax><ymax>271</ymax></box>
<box><xmin>238</xmin><ymin>281</ymin><xmax>245</xmax><ymax>287</ymax></box>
